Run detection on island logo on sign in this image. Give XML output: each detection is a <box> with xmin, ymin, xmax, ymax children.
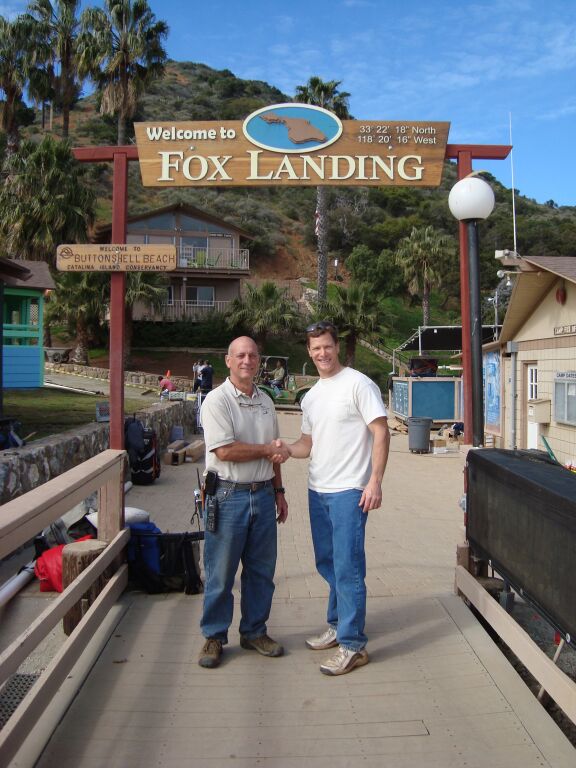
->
<box><xmin>243</xmin><ymin>103</ymin><xmax>343</xmax><ymax>154</ymax></box>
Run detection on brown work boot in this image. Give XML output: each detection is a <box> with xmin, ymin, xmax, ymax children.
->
<box><xmin>240</xmin><ymin>633</ymin><xmax>284</xmax><ymax>657</ymax></box>
<box><xmin>198</xmin><ymin>638</ymin><xmax>223</xmax><ymax>668</ymax></box>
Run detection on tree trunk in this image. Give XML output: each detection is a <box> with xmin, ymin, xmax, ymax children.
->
<box><xmin>62</xmin><ymin>539</ymin><xmax>108</xmax><ymax>636</ymax></box>
<box><xmin>423</xmin><ymin>281</ymin><xmax>431</xmax><ymax>326</ymax></box>
<box><xmin>316</xmin><ymin>185</ymin><xmax>329</xmax><ymax>306</ymax></box>
<box><xmin>345</xmin><ymin>333</ymin><xmax>356</xmax><ymax>367</ymax></box>
<box><xmin>72</xmin><ymin>316</ymin><xmax>90</xmax><ymax>365</ymax></box>
<box><xmin>117</xmin><ymin>113</ymin><xmax>126</xmax><ymax>146</ymax></box>
<box><xmin>62</xmin><ymin>106</ymin><xmax>70</xmax><ymax>138</ymax></box>
<box><xmin>43</xmin><ymin>321</ymin><xmax>52</xmax><ymax>348</ymax></box>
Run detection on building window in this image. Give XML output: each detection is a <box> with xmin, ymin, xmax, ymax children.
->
<box><xmin>554</xmin><ymin>378</ymin><xmax>576</xmax><ymax>425</ymax></box>
<box><xmin>185</xmin><ymin>286</ymin><xmax>214</xmax><ymax>306</ymax></box>
<box><xmin>166</xmin><ymin>285</ymin><xmax>174</xmax><ymax>306</ymax></box>
<box><xmin>527</xmin><ymin>365</ymin><xmax>538</xmax><ymax>400</ymax></box>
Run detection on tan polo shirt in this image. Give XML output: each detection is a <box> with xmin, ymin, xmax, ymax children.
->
<box><xmin>200</xmin><ymin>378</ymin><xmax>278</xmax><ymax>483</ymax></box>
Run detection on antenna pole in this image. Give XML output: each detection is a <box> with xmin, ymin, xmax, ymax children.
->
<box><xmin>509</xmin><ymin>113</ymin><xmax>518</xmax><ymax>255</ymax></box>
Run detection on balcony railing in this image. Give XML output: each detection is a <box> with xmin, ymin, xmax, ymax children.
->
<box><xmin>158</xmin><ymin>300</ymin><xmax>231</xmax><ymax>321</ymax></box>
<box><xmin>177</xmin><ymin>246</ymin><xmax>249</xmax><ymax>270</ymax></box>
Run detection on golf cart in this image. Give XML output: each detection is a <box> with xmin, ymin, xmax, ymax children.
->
<box><xmin>255</xmin><ymin>356</ymin><xmax>314</xmax><ymax>407</ymax></box>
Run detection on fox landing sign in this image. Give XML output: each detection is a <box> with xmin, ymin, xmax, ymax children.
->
<box><xmin>134</xmin><ymin>103</ymin><xmax>449</xmax><ymax>188</ymax></box>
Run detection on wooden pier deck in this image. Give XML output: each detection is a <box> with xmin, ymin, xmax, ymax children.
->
<box><xmin>33</xmin><ymin>414</ymin><xmax>575</xmax><ymax>767</ymax></box>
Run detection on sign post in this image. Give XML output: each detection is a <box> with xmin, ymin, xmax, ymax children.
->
<box><xmin>71</xmin><ymin>105</ymin><xmax>511</xmax><ymax>451</ymax></box>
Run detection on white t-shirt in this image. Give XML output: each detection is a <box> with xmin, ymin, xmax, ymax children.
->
<box><xmin>301</xmin><ymin>367</ymin><xmax>387</xmax><ymax>492</ymax></box>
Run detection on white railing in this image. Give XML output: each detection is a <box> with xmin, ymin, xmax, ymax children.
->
<box><xmin>0</xmin><ymin>450</ymin><xmax>128</xmax><ymax>764</ymax></box>
<box><xmin>160</xmin><ymin>300</ymin><xmax>231</xmax><ymax>321</ymax></box>
<box><xmin>177</xmin><ymin>246</ymin><xmax>249</xmax><ymax>270</ymax></box>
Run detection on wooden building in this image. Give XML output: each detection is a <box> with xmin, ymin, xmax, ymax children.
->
<box><xmin>483</xmin><ymin>255</ymin><xmax>576</xmax><ymax>465</ymax></box>
<box><xmin>1</xmin><ymin>259</ymin><xmax>54</xmax><ymax>390</ymax></box>
<box><xmin>96</xmin><ymin>202</ymin><xmax>251</xmax><ymax>321</ymax></box>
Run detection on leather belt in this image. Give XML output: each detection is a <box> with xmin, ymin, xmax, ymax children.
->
<box><xmin>218</xmin><ymin>479</ymin><xmax>272</xmax><ymax>492</ymax></box>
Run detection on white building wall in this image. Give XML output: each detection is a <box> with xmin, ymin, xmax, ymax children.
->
<box><xmin>502</xmin><ymin>279</ymin><xmax>576</xmax><ymax>466</ymax></box>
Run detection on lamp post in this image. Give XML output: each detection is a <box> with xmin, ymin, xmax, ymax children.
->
<box><xmin>449</xmin><ymin>176</ymin><xmax>495</xmax><ymax>447</ymax></box>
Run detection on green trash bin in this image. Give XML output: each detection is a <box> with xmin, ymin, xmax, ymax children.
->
<box><xmin>408</xmin><ymin>417</ymin><xmax>433</xmax><ymax>453</ymax></box>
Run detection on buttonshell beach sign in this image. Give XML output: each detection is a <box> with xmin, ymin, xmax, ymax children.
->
<box><xmin>135</xmin><ymin>103</ymin><xmax>450</xmax><ymax>188</ymax></box>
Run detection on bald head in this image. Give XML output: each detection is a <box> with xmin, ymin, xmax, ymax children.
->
<box><xmin>226</xmin><ymin>336</ymin><xmax>260</xmax><ymax>393</ymax></box>
<box><xmin>227</xmin><ymin>336</ymin><xmax>258</xmax><ymax>357</ymax></box>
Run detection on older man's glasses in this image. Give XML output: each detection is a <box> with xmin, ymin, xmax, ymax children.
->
<box><xmin>306</xmin><ymin>321</ymin><xmax>337</xmax><ymax>334</ymax></box>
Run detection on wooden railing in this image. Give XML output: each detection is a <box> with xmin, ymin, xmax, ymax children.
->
<box><xmin>177</xmin><ymin>246</ymin><xmax>249</xmax><ymax>270</ymax></box>
<box><xmin>160</xmin><ymin>299</ymin><xmax>231</xmax><ymax>321</ymax></box>
<box><xmin>0</xmin><ymin>449</ymin><xmax>128</xmax><ymax>764</ymax></box>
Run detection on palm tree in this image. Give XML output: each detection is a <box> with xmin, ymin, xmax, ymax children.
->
<box><xmin>78</xmin><ymin>0</ymin><xmax>168</xmax><ymax>145</ymax></box>
<box><xmin>47</xmin><ymin>270</ymin><xmax>107</xmax><ymax>363</ymax></box>
<box><xmin>124</xmin><ymin>271</ymin><xmax>168</xmax><ymax>364</ymax></box>
<box><xmin>295</xmin><ymin>76</ymin><xmax>350</xmax><ymax>306</ymax></box>
<box><xmin>394</xmin><ymin>225</ymin><xmax>455</xmax><ymax>325</ymax></box>
<box><xmin>0</xmin><ymin>14</ymin><xmax>48</xmax><ymax>153</ymax></box>
<box><xmin>226</xmin><ymin>282</ymin><xmax>300</xmax><ymax>350</ymax></box>
<box><xmin>325</xmin><ymin>282</ymin><xmax>382</xmax><ymax>366</ymax></box>
<box><xmin>26</xmin><ymin>0</ymin><xmax>84</xmax><ymax>138</ymax></box>
<box><xmin>0</xmin><ymin>135</ymin><xmax>95</xmax><ymax>261</ymax></box>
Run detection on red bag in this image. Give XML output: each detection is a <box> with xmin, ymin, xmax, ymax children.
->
<box><xmin>34</xmin><ymin>535</ymin><xmax>93</xmax><ymax>592</ymax></box>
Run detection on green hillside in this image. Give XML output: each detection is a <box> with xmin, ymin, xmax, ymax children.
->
<box><xmin>36</xmin><ymin>60</ymin><xmax>576</xmax><ymax>335</ymax></box>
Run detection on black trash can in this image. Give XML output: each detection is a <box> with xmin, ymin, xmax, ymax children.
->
<box><xmin>408</xmin><ymin>417</ymin><xmax>433</xmax><ymax>453</ymax></box>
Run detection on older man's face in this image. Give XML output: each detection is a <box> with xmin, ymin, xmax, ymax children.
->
<box><xmin>226</xmin><ymin>338</ymin><xmax>260</xmax><ymax>387</ymax></box>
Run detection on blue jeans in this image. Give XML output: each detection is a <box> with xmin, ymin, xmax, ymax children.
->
<box><xmin>201</xmin><ymin>484</ymin><xmax>277</xmax><ymax>643</ymax></box>
<box><xmin>308</xmin><ymin>489</ymin><xmax>368</xmax><ymax>651</ymax></box>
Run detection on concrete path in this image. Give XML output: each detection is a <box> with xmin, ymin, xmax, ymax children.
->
<box><xmin>25</xmin><ymin>413</ymin><xmax>576</xmax><ymax>766</ymax></box>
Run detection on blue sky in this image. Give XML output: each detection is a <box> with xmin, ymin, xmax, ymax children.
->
<box><xmin>3</xmin><ymin>0</ymin><xmax>575</xmax><ymax>206</ymax></box>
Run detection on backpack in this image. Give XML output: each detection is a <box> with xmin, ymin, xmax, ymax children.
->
<box><xmin>124</xmin><ymin>417</ymin><xmax>161</xmax><ymax>485</ymax></box>
<box><xmin>127</xmin><ymin>522</ymin><xmax>203</xmax><ymax>595</ymax></box>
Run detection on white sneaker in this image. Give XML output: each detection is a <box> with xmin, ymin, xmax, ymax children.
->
<box><xmin>305</xmin><ymin>625</ymin><xmax>338</xmax><ymax>650</ymax></box>
<box><xmin>320</xmin><ymin>645</ymin><xmax>369</xmax><ymax>676</ymax></box>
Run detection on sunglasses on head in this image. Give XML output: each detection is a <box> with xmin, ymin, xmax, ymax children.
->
<box><xmin>306</xmin><ymin>321</ymin><xmax>337</xmax><ymax>334</ymax></box>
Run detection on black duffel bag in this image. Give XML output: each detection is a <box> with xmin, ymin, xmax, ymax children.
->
<box><xmin>128</xmin><ymin>524</ymin><xmax>204</xmax><ymax>595</ymax></box>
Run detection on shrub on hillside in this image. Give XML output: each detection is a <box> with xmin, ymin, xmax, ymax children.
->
<box><xmin>133</xmin><ymin>315</ymin><xmax>233</xmax><ymax>349</ymax></box>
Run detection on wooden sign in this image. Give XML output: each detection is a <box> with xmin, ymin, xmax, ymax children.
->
<box><xmin>135</xmin><ymin>103</ymin><xmax>450</xmax><ymax>188</ymax></box>
<box><xmin>56</xmin><ymin>244</ymin><xmax>177</xmax><ymax>272</ymax></box>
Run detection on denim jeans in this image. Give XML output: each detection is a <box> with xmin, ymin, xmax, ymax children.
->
<box><xmin>308</xmin><ymin>488</ymin><xmax>368</xmax><ymax>651</ymax></box>
<box><xmin>201</xmin><ymin>484</ymin><xmax>277</xmax><ymax>643</ymax></box>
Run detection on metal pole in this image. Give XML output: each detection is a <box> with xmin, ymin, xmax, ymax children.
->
<box><xmin>467</xmin><ymin>220</ymin><xmax>484</xmax><ymax>447</ymax></box>
<box><xmin>456</xmin><ymin>151</ymin><xmax>473</xmax><ymax>444</ymax></box>
<box><xmin>494</xmin><ymin>288</ymin><xmax>499</xmax><ymax>329</ymax></box>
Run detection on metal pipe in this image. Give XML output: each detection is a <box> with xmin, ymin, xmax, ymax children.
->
<box><xmin>0</xmin><ymin>562</ymin><xmax>35</xmax><ymax>608</ymax></box>
<box><xmin>467</xmin><ymin>220</ymin><xmax>484</xmax><ymax>447</ymax></box>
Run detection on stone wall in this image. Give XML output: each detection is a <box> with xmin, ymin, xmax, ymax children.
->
<box><xmin>0</xmin><ymin>400</ymin><xmax>198</xmax><ymax>506</ymax></box>
<box><xmin>45</xmin><ymin>362</ymin><xmax>196</xmax><ymax>392</ymax></box>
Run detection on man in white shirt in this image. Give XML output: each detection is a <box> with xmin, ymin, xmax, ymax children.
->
<box><xmin>278</xmin><ymin>321</ymin><xmax>390</xmax><ymax>675</ymax></box>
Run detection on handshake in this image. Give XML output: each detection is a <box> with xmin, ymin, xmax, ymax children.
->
<box><xmin>268</xmin><ymin>439</ymin><xmax>291</xmax><ymax>464</ymax></box>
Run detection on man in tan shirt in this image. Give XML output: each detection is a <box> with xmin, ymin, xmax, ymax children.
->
<box><xmin>198</xmin><ymin>336</ymin><xmax>289</xmax><ymax>668</ymax></box>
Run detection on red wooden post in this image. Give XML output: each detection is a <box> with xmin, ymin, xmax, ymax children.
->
<box><xmin>109</xmin><ymin>152</ymin><xmax>128</xmax><ymax>449</ymax></box>
<box><xmin>73</xmin><ymin>146</ymin><xmax>138</xmax><ymax>450</ymax></box>
<box><xmin>446</xmin><ymin>145</ymin><xmax>511</xmax><ymax>445</ymax></box>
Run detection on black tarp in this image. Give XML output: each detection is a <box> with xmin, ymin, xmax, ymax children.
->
<box><xmin>399</xmin><ymin>325</ymin><xmax>500</xmax><ymax>352</ymax></box>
